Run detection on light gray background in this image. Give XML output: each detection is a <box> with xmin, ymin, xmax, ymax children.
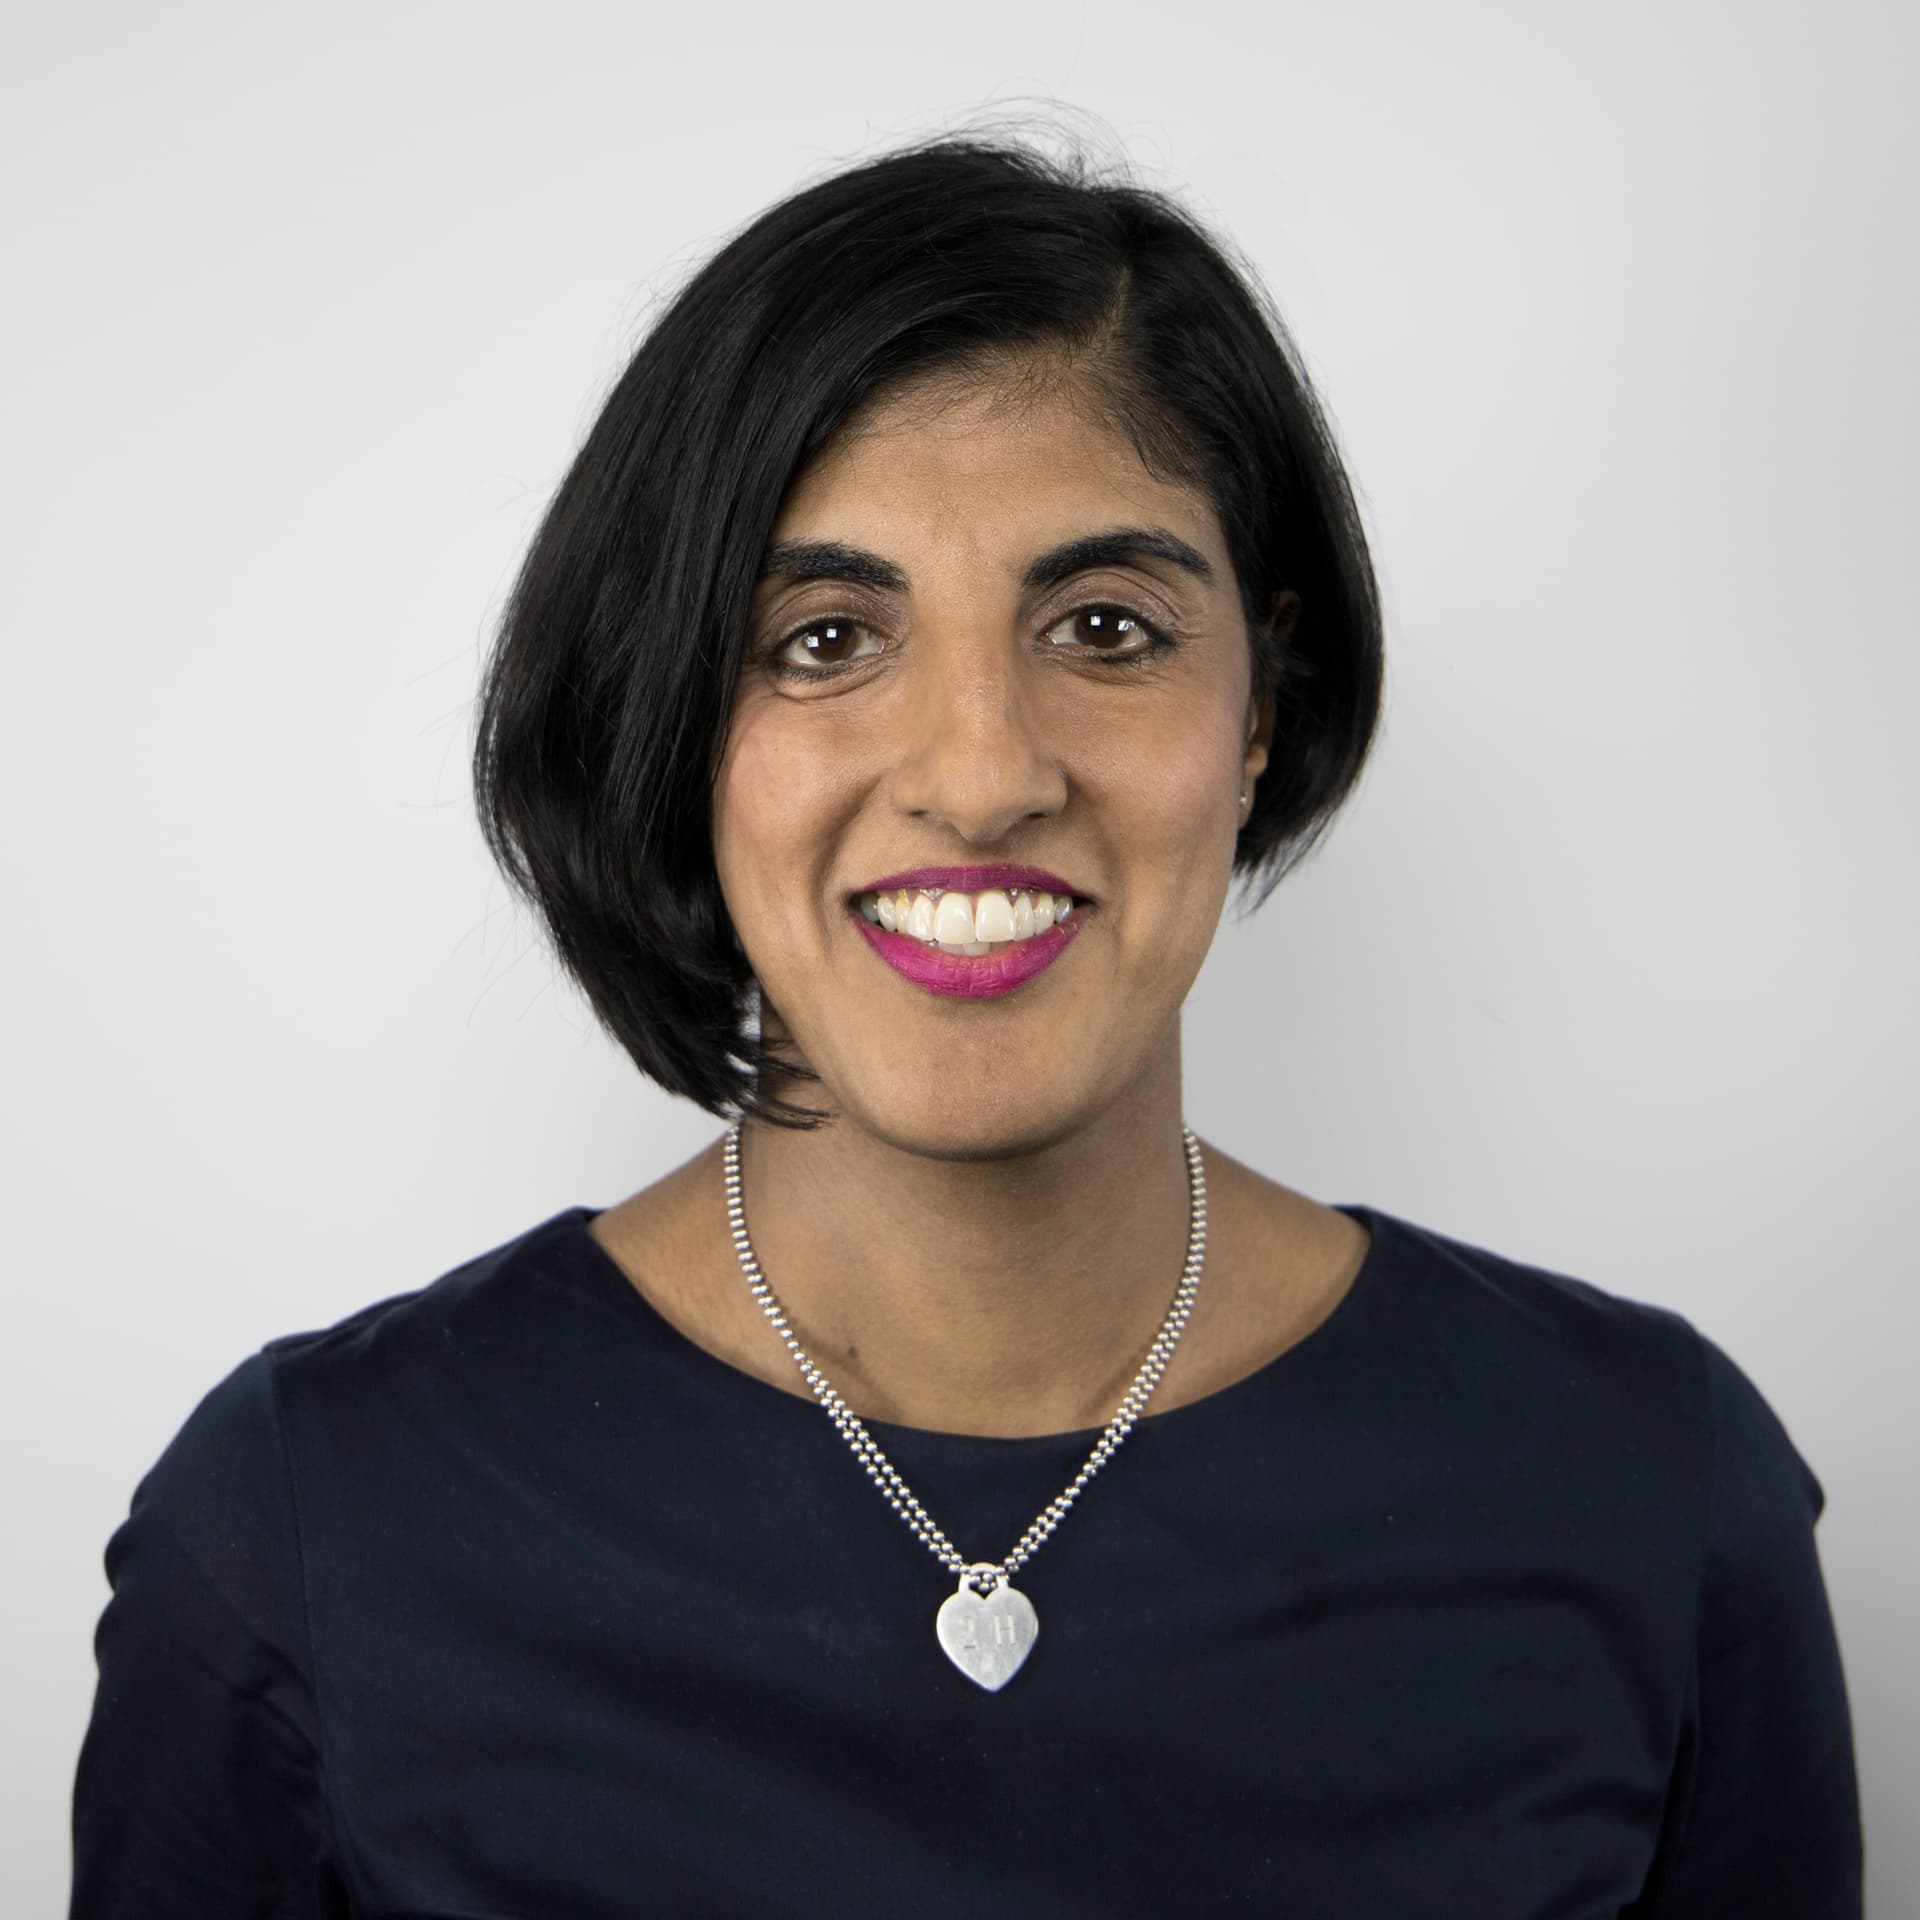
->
<box><xmin>5</xmin><ymin>2</ymin><xmax>1912</xmax><ymax>1910</ymax></box>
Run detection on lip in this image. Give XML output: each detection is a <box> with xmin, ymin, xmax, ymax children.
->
<box><xmin>855</xmin><ymin>864</ymin><xmax>1085</xmax><ymax>900</ymax></box>
<box><xmin>853</xmin><ymin>910</ymin><xmax>1087</xmax><ymax>999</ymax></box>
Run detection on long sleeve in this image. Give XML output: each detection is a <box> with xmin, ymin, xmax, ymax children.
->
<box><xmin>70</xmin><ymin>1350</ymin><xmax>347</xmax><ymax>1918</ymax></box>
<box><xmin>1632</xmin><ymin>1331</ymin><xmax>1864</xmax><ymax>1917</ymax></box>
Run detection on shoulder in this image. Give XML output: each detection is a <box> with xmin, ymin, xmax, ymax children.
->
<box><xmin>1356</xmin><ymin>1203</ymin><xmax>1710</xmax><ymax>1422</ymax></box>
<box><xmin>1358</xmin><ymin>1203</ymin><xmax>1828</xmax><ymax>1547</ymax></box>
<box><xmin>1689</xmin><ymin>1328</ymin><xmax>1831</xmax><ymax>1638</ymax></box>
<box><xmin>109</xmin><ymin>1343</ymin><xmax>303</xmax><ymax>1640</ymax></box>
<box><xmin>120</xmin><ymin>1204</ymin><xmax>615</xmax><ymax>1564</ymax></box>
<box><xmin>255</xmin><ymin>1202</ymin><xmax>617</xmax><ymax>1413</ymax></box>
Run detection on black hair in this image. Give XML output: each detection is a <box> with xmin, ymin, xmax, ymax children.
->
<box><xmin>471</xmin><ymin>126</ymin><xmax>1384</xmax><ymax>1125</ymax></box>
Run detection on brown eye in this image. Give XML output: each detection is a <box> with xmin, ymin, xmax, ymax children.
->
<box><xmin>771</xmin><ymin>618</ymin><xmax>883</xmax><ymax>672</ymax></box>
<box><xmin>1043</xmin><ymin>603</ymin><xmax>1169</xmax><ymax>656</ymax></box>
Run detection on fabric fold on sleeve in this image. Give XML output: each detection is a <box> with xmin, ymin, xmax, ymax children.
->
<box><xmin>70</xmin><ymin>1349</ymin><xmax>347</xmax><ymax>1919</ymax></box>
<box><xmin>1632</xmin><ymin>1330</ymin><xmax>1863</xmax><ymax>1918</ymax></box>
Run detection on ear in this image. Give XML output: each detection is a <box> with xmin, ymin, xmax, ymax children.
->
<box><xmin>1242</xmin><ymin>685</ymin><xmax>1274</xmax><ymax>793</ymax></box>
<box><xmin>1242</xmin><ymin>589</ymin><xmax>1299</xmax><ymax>799</ymax></box>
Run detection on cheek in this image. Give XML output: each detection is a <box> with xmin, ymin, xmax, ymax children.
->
<box><xmin>1097</xmin><ymin>701</ymin><xmax>1243</xmax><ymax>881</ymax></box>
<box><xmin>711</xmin><ymin>711</ymin><xmax>854</xmax><ymax>933</ymax></box>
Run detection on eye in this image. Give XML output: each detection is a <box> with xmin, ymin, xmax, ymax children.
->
<box><xmin>768</xmin><ymin>617</ymin><xmax>884</xmax><ymax>674</ymax></box>
<box><xmin>1042</xmin><ymin>603</ymin><xmax>1172</xmax><ymax>659</ymax></box>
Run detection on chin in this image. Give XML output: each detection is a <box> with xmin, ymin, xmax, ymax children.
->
<box><xmin>823</xmin><ymin>1073</ymin><xmax>1104</xmax><ymax>1165</ymax></box>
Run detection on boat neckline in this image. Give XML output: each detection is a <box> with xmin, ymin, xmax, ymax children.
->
<box><xmin>545</xmin><ymin>1199</ymin><xmax>1395</xmax><ymax>1454</ymax></box>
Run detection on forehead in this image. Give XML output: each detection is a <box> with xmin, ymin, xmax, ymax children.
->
<box><xmin>769</xmin><ymin>371</ymin><xmax>1228</xmax><ymax>578</ymax></box>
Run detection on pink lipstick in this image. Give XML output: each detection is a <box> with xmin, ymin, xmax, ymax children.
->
<box><xmin>854</xmin><ymin>910</ymin><xmax>1085</xmax><ymax>998</ymax></box>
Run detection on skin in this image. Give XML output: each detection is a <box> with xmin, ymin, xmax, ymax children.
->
<box><xmin>589</xmin><ymin>361</ymin><xmax>1371</xmax><ymax>1439</ymax></box>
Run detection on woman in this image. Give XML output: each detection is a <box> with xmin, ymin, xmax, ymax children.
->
<box><xmin>71</xmin><ymin>132</ymin><xmax>1863</xmax><ymax>1916</ymax></box>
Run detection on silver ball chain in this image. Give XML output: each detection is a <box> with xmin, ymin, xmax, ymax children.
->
<box><xmin>722</xmin><ymin>1122</ymin><xmax>1208</xmax><ymax>1595</ymax></box>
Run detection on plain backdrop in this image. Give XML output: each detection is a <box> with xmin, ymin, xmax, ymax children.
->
<box><xmin>5</xmin><ymin>1</ymin><xmax>1913</xmax><ymax>1909</ymax></box>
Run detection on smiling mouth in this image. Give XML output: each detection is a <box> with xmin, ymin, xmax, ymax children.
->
<box><xmin>847</xmin><ymin>881</ymin><xmax>1091</xmax><ymax>1001</ymax></box>
<box><xmin>851</xmin><ymin>883</ymin><xmax>1081</xmax><ymax>955</ymax></box>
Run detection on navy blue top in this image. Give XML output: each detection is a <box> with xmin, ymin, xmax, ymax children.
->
<box><xmin>70</xmin><ymin>1200</ymin><xmax>1863</xmax><ymax>1917</ymax></box>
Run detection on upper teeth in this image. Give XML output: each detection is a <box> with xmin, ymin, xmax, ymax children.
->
<box><xmin>856</xmin><ymin>887</ymin><xmax>1076</xmax><ymax>954</ymax></box>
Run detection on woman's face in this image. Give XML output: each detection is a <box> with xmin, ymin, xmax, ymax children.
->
<box><xmin>714</xmin><ymin>368</ymin><xmax>1276</xmax><ymax>1158</ymax></box>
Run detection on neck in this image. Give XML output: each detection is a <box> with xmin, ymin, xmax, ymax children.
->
<box><xmin>734</xmin><ymin>1054</ymin><xmax>1199</xmax><ymax>1438</ymax></box>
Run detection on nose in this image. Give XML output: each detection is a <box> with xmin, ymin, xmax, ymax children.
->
<box><xmin>887</xmin><ymin>626</ymin><xmax>1066</xmax><ymax>842</ymax></box>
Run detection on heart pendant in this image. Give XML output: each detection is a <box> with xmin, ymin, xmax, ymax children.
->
<box><xmin>935</xmin><ymin>1567</ymin><xmax>1039</xmax><ymax>1691</ymax></box>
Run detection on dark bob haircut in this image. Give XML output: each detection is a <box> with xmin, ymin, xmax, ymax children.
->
<box><xmin>472</xmin><ymin>128</ymin><xmax>1384</xmax><ymax>1126</ymax></box>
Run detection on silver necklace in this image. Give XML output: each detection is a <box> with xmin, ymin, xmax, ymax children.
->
<box><xmin>722</xmin><ymin>1122</ymin><xmax>1208</xmax><ymax>1691</ymax></box>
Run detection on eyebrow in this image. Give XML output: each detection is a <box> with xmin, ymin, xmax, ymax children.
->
<box><xmin>755</xmin><ymin>525</ymin><xmax>1216</xmax><ymax>595</ymax></box>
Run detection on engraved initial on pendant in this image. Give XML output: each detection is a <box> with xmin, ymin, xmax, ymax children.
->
<box><xmin>934</xmin><ymin>1566</ymin><xmax>1039</xmax><ymax>1691</ymax></box>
